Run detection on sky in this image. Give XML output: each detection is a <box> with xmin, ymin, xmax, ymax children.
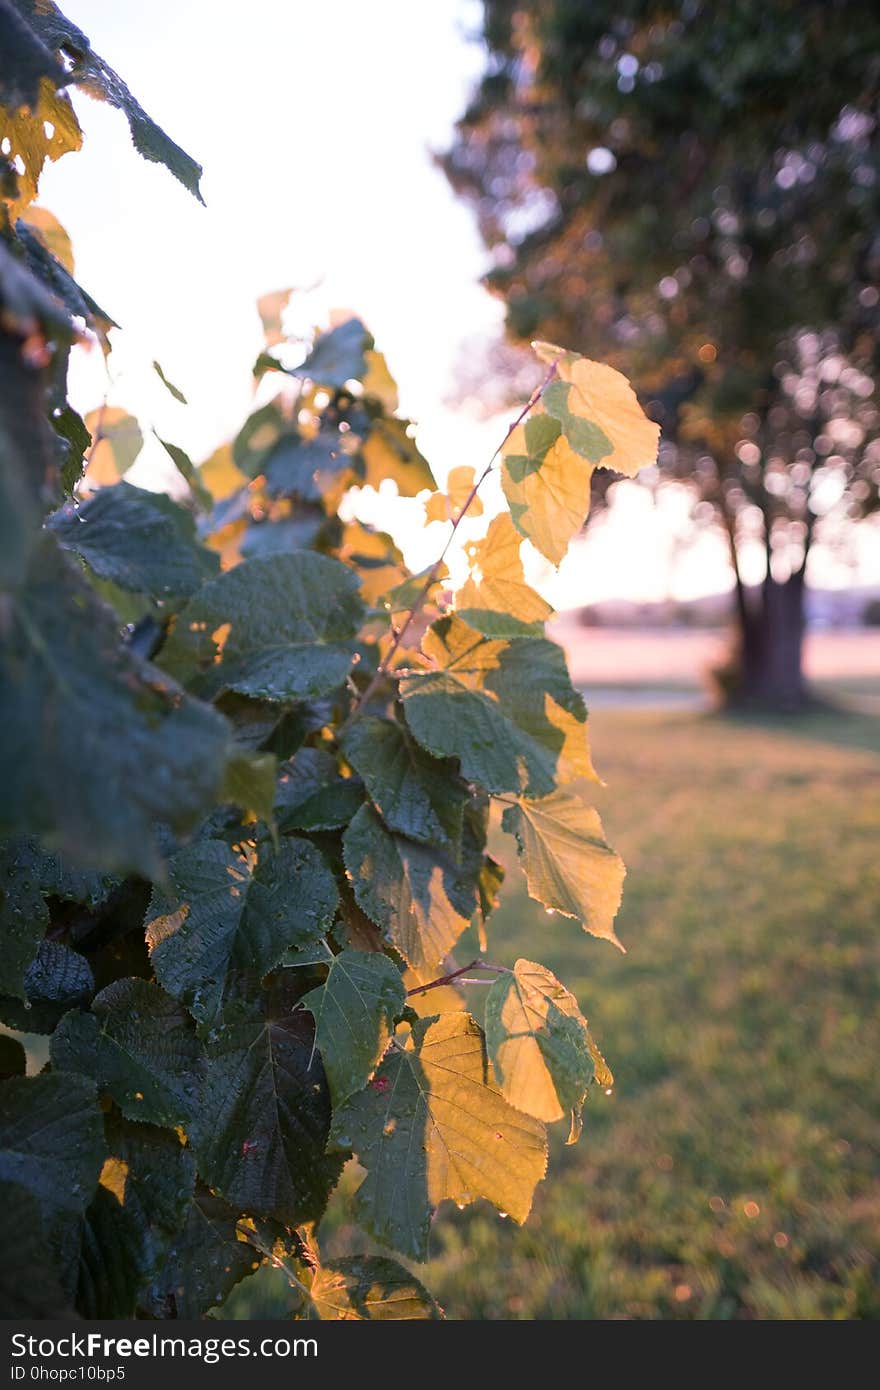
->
<box><xmin>38</xmin><ymin>0</ymin><xmax>879</xmax><ymax>610</ymax></box>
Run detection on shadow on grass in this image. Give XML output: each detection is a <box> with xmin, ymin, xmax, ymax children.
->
<box><xmin>716</xmin><ymin>702</ymin><xmax>880</xmax><ymax>756</ymax></box>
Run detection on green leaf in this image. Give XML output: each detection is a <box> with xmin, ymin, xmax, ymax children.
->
<box><xmin>0</xmin><ymin>837</ymin><xmax>49</xmax><ymax>1000</ymax></box>
<box><xmin>0</xmin><ymin>536</ymin><xmax>233</xmax><ymax>877</ymax></box>
<box><xmin>160</xmin><ymin>552</ymin><xmax>365</xmax><ymax>704</ymax></box>
<box><xmin>152</xmin><ymin>359</ymin><xmax>187</xmax><ymax>403</ymax></box>
<box><xmin>362</xmin><ymin>417</ymin><xmax>436</xmax><ymax>496</ymax></box>
<box><xmin>275</xmin><ymin>746</ymin><xmax>364</xmax><ymax>832</ymax></box>
<box><xmin>501</xmin><ymin>791</ymin><xmax>626</xmax><ymax>950</ymax></box>
<box><xmin>332</xmin><ymin>1012</ymin><xmax>547</xmax><ymax>1260</ymax></box>
<box><xmin>400</xmin><ymin>614</ymin><xmax>598</xmax><ymax>797</ymax></box>
<box><xmin>73</xmin><ymin>1115</ymin><xmax>196</xmax><ymax>1318</ymax></box>
<box><xmin>291</xmin><ymin>318</ymin><xmax>370</xmax><ymax>387</ymax></box>
<box><xmin>0</xmin><ymin>1072</ymin><xmax>105</xmax><ymax>1221</ymax></box>
<box><xmin>501</xmin><ymin>407</ymin><xmax>594</xmax><ymax>565</ymax></box>
<box><xmin>0</xmin><ymin>1181</ymin><xmax>71</xmax><ymax>1317</ymax></box>
<box><xmin>145</xmin><ymin>835</ymin><xmax>338</xmax><ymax>1028</ymax></box>
<box><xmin>485</xmin><ymin>958</ymin><xmax>611</xmax><ymax>1140</ymax></box>
<box><xmin>157</xmin><ymin>437</ymin><xmax>213</xmax><ymax>511</ymax></box>
<box><xmin>263</xmin><ymin>431</ymin><xmax>355</xmax><ymax>502</ymax></box>
<box><xmin>191</xmin><ymin>1008</ymin><xmax>343</xmax><ymax>1227</ymax></box>
<box><xmin>232</xmin><ymin>402</ymin><xmax>285</xmax><ymax>477</ymax></box>
<box><xmin>0</xmin><ymin>941</ymin><xmax>94</xmax><ymax>1034</ymax></box>
<box><xmin>342</xmin><ymin>717</ymin><xmax>468</xmax><ymax>855</ymax></box>
<box><xmin>22</xmin><ymin>1</ymin><xmax>204</xmax><ymax>201</ymax></box>
<box><xmin>343</xmin><ymin>805</ymin><xmax>476</xmax><ymax>973</ymax></box>
<box><xmin>47</xmin><ymin>481</ymin><xmax>219</xmax><ymax>601</ymax></box>
<box><xmin>51</xmin><ymin>978</ymin><xmax>203</xmax><ymax>1127</ymax></box>
<box><xmin>54</xmin><ymin>405</ymin><xmax>91</xmax><ymax>493</ymax></box>
<box><xmin>301</xmin><ymin>949</ymin><xmax>405</xmax><ymax>1106</ymax></box>
<box><xmin>309</xmin><ymin>1255</ymin><xmax>442</xmax><ymax>1320</ymax></box>
<box><xmin>147</xmin><ymin>1186</ymin><xmax>260</xmax><ymax>1319</ymax></box>
<box><xmin>221</xmin><ymin>749</ymin><xmax>278</xmax><ymax>827</ymax></box>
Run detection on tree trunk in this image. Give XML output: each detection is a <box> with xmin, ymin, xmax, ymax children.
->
<box><xmin>726</xmin><ymin>571</ymin><xmax>809</xmax><ymax>711</ymax></box>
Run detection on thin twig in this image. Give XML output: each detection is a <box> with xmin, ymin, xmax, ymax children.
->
<box><xmin>341</xmin><ymin>357</ymin><xmax>561</xmax><ymax>732</ymax></box>
<box><xmin>406</xmin><ymin>958</ymin><xmax>513</xmax><ymax>997</ymax></box>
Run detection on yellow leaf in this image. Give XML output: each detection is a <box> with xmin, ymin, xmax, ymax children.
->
<box><xmin>457</xmin><ymin>512</ymin><xmax>552</xmax><ymax>630</ymax></box>
<box><xmin>199</xmin><ymin>444</ymin><xmax>247</xmax><ymax>501</ymax></box>
<box><xmin>534</xmin><ymin>340</ymin><xmax>660</xmax><ymax>477</ymax></box>
<box><xmin>362</xmin><ymin>417</ymin><xmax>435</xmax><ymax>497</ymax></box>
<box><xmin>502</xmin><ymin>791</ymin><xmax>626</xmax><ymax>949</ymax></box>
<box><xmin>362</xmin><ymin>350</ymin><xmax>399</xmax><ymax>413</ymax></box>
<box><xmin>18</xmin><ymin>206</ymin><xmax>74</xmax><ymax>273</ymax></box>
<box><xmin>501</xmin><ymin>407</ymin><xmax>593</xmax><ymax>565</ymax></box>
<box><xmin>424</xmin><ymin>465</ymin><xmax>483</xmax><ymax>525</ymax></box>
<box><xmin>82</xmin><ymin>408</ymin><xmax>143</xmax><ymax>487</ymax></box>
<box><xmin>0</xmin><ymin>81</ymin><xmax>82</xmax><ymax>219</ymax></box>
<box><xmin>486</xmin><ymin>959</ymin><xmax>612</xmax><ymax>1134</ymax></box>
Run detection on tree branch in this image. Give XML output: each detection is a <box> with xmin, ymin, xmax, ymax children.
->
<box><xmin>341</xmin><ymin>357</ymin><xmax>561</xmax><ymax>732</ymax></box>
<box><xmin>406</xmin><ymin>958</ymin><xmax>512</xmax><ymax>997</ymax></box>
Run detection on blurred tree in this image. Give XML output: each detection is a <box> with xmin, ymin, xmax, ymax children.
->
<box><xmin>442</xmin><ymin>0</ymin><xmax>880</xmax><ymax>708</ymax></box>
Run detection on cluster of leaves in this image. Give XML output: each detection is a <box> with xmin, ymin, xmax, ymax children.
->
<box><xmin>0</xmin><ymin>6</ymin><xmax>658</xmax><ymax>1320</ymax></box>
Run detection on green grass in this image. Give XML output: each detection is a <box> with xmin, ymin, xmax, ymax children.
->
<box><xmin>226</xmin><ymin>706</ymin><xmax>880</xmax><ymax>1320</ymax></box>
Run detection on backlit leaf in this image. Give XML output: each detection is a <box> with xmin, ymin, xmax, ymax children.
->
<box><xmin>501</xmin><ymin>791</ymin><xmax>626</xmax><ymax>950</ymax></box>
<box><xmin>400</xmin><ymin>614</ymin><xmax>598</xmax><ymax>796</ymax></box>
<box><xmin>457</xmin><ymin>512</ymin><xmax>553</xmax><ymax>636</ymax></box>
<box><xmin>309</xmin><ymin>1255</ymin><xmax>441</xmax><ymax>1320</ymax></box>
<box><xmin>362</xmin><ymin>417</ymin><xmax>436</xmax><ymax>496</ymax></box>
<box><xmin>82</xmin><ymin>407</ymin><xmax>143</xmax><ymax>486</ymax></box>
<box><xmin>534</xmin><ymin>343</ymin><xmax>660</xmax><ymax>477</ymax></box>
<box><xmin>501</xmin><ymin>407</ymin><xmax>593</xmax><ymax>565</ymax></box>
<box><xmin>485</xmin><ymin>958</ymin><xmax>612</xmax><ymax>1138</ymax></box>
<box><xmin>343</xmin><ymin>805</ymin><xmax>476</xmax><ymax>973</ymax></box>
<box><xmin>424</xmin><ymin>465</ymin><xmax>483</xmax><ymax>524</ymax></box>
<box><xmin>332</xmin><ymin>1012</ymin><xmax>547</xmax><ymax>1260</ymax></box>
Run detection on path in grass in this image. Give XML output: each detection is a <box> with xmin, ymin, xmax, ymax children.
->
<box><xmin>421</xmin><ymin>708</ymin><xmax>880</xmax><ymax>1319</ymax></box>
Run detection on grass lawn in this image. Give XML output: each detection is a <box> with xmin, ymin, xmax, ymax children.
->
<box><xmin>226</xmin><ymin>703</ymin><xmax>880</xmax><ymax>1320</ymax></box>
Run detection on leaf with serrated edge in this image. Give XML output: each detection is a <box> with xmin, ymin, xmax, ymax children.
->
<box><xmin>309</xmin><ymin>1255</ymin><xmax>441</xmax><ymax>1320</ymax></box>
<box><xmin>51</xmin><ymin>978</ymin><xmax>203</xmax><ymax>1127</ymax></box>
<box><xmin>342</xmin><ymin>717</ymin><xmax>468</xmax><ymax>855</ymax></box>
<box><xmin>47</xmin><ymin>481</ymin><xmax>218</xmax><ymax>601</ymax></box>
<box><xmin>343</xmin><ymin>805</ymin><xmax>475</xmax><ymax>974</ymax></box>
<box><xmin>501</xmin><ymin>407</ymin><xmax>593</xmax><ymax>565</ymax></box>
<box><xmin>362</xmin><ymin>417</ymin><xmax>436</xmax><ymax>496</ymax></box>
<box><xmin>502</xmin><ymin>791</ymin><xmax>626</xmax><ymax>950</ymax></box>
<box><xmin>533</xmin><ymin>342</ymin><xmax>660</xmax><ymax>477</ymax></box>
<box><xmin>424</xmin><ymin>466</ymin><xmax>484</xmax><ymax>524</ymax></box>
<box><xmin>0</xmin><ymin>1073</ymin><xmax>105</xmax><ymax>1222</ymax></box>
<box><xmin>192</xmin><ymin>1009</ymin><xmax>342</xmax><ymax>1227</ymax></box>
<box><xmin>301</xmin><ymin>949</ymin><xmax>405</xmax><ymax>1106</ymax></box>
<box><xmin>485</xmin><ymin>958</ymin><xmax>612</xmax><ymax>1138</ymax></box>
<box><xmin>332</xmin><ymin>1012</ymin><xmax>546</xmax><ymax>1260</ymax></box>
<box><xmin>457</xmin><ymin>512</ymin><xmax>553</xmax><ymax>635</ymax></box>
<box><xmin>0</xmin><ymin>536</ymin><xmax>231</xmax><ymax>878</ymax></box>
<box><xmin>160</xmin><ymin>552</ymin><xmax>364</xmax><ymax>703</ymax></box>
<box><xmin>146</xmin><ymin>836</ymin><xmax>337</xmax><ymax>1028</ymax></box>
<box><xmin>147</xmin><ymin>1185</ymin><xmax>259</xmax><ymax>1318</ymax></box>
<box><xmin>400</xmin><ymin>614</ymin><xmax>597</xmax><ymax>797</ymax></box>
